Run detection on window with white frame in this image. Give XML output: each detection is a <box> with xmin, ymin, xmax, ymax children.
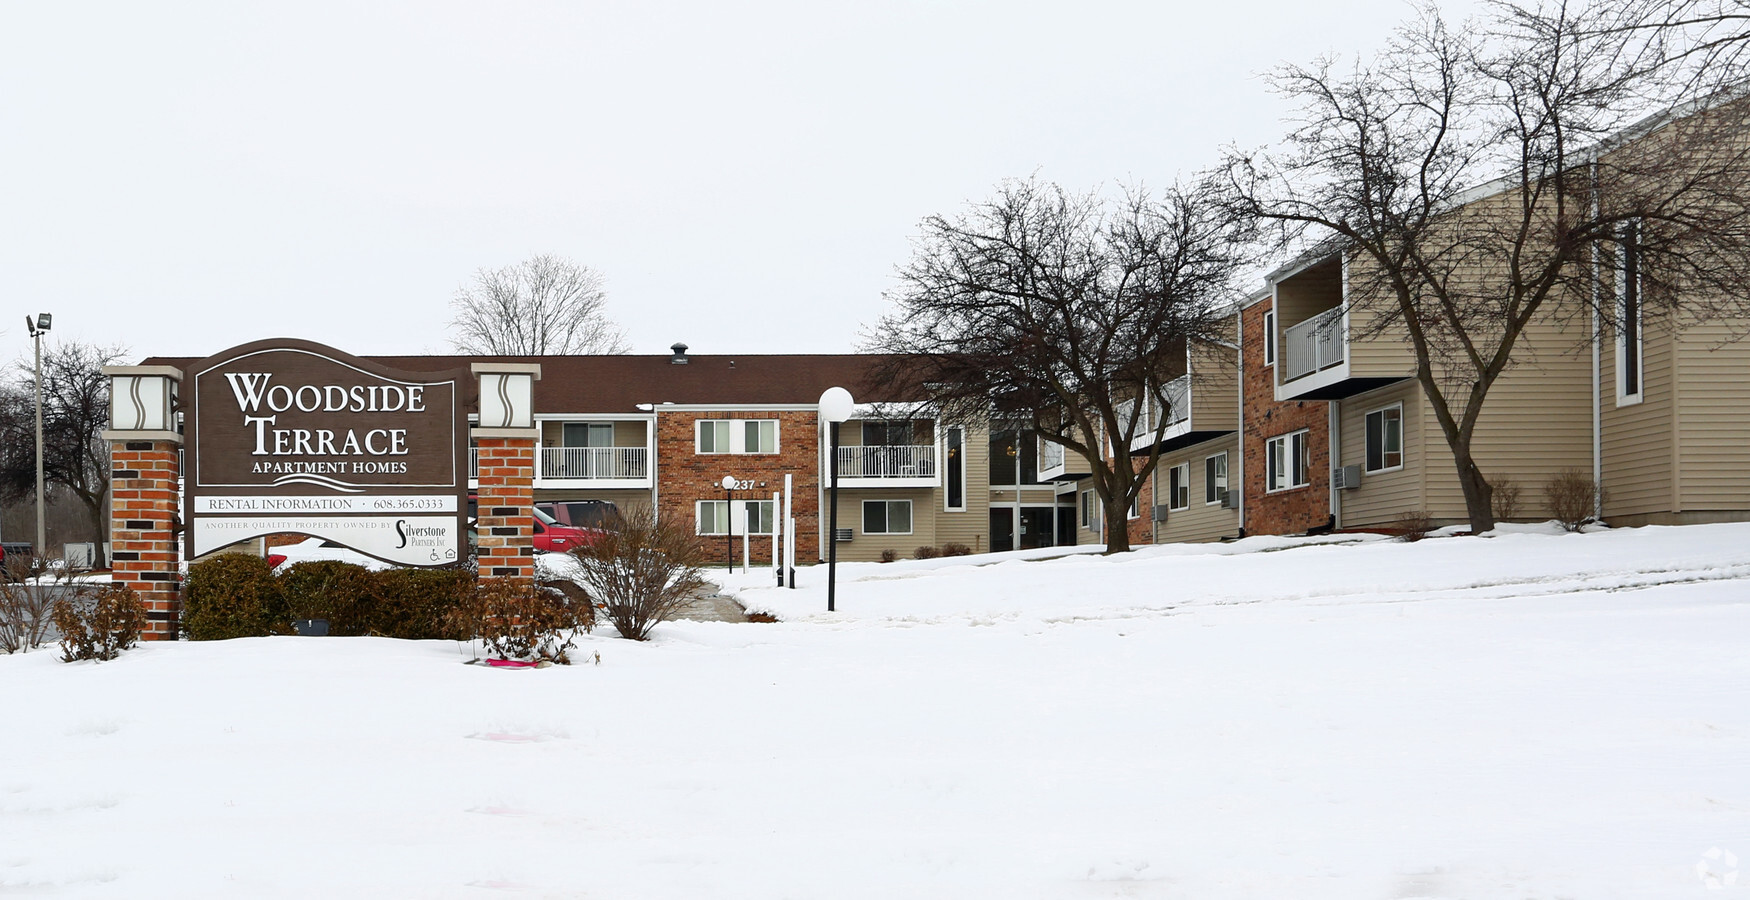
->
<box><xmin>1266</xmin><ymin>429</ymin><xmax>1310</xmax><ymax>491</ymax></box>
<box><xmin>1080</xmin><ymin>489</ymin><xmax>1096</xmax><ymax>530</ymax></box>
<box><xmin>1364</xmin><ymin>404</ymin><xmax>1403</xmax><ymax>473</ymax></box>
<box><xmin>696</xmin><ymin>418</ymin><xmax>779</xmax><ymax>454</ymax></box>
<box><xmin>1616</xmin><ymin>219</ymin><xmax>1643</xmax><ymax>403</ymax></box>
<box><xmin>1168</xmin><ymin>463</ymin><xmax>1190</xmax><ymax>511</ymax></box>
<box><xmin>696</xmin><ymin>499</ymin><xmax>775</xmax><ymax>535</ymax></box>
<box><xmin>1205</xmin><ymin>452</ymin><xmax>1229</xmax><ymax>504</ymax></box>
<box><xmin>862</xmin><ymin>499</ymin><xmax>913</xmax><ymax>535</ymax></box>
<box><xmin>1263</xmin><ymin>309</ymin><xmax>1276</xmax><ymax>366</ymax></box>
<box><xmin>944</xmin><ymin>425</ymin><xmax>966</xmax><ymax>511</ymax></box>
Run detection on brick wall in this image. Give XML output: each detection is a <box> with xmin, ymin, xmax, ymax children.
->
<box><xmin>110</xmin><ymin>440</ymin><xmax>181</xmax><ymax>639</ymax></box>
<box><xmin>1242</xmin><ymin>298</ymin><xmax>1333</xmax><ymax>535</ymax></box>
<box><xmin>656</xmin><ymin>410</ymin><xmax>822</xmax><ymax>564</ymax></box>
<box><xmin>1128</xmin><ymin>466</ymin><xmax>1155</xmax><ymax>546</ymax></box>
<box><xmin>473</xmin><ymin>436</ymin><xmax>535</xmax><ymax>581</ymax></box>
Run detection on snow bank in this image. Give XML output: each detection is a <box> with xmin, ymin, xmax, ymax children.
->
<box><xmin>2</xmin><ymin>523</ymin><xmax>1746</xmax><ymax>897</ymax></box>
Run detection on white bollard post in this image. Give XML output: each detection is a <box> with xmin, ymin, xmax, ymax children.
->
<box><xmin>742</xmin><ymin>506</ymin><xmax>751</xmax><ymax>573</ymax></box>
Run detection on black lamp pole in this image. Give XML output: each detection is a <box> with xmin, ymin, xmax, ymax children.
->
<box><xmin>827</xmin><ymin>420</ymin><xmax>840</xmax><ymax>612</ymax></box>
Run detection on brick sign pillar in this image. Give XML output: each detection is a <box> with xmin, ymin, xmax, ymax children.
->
<box><xmin>472</xmin><ymin>363</ymin><xmax>541</xmax><ymax>583</ymax></box>
<box><xmin>101</xmin><ymin>366</ymin><xmax>184</xmax><ymax>639</ymax></box>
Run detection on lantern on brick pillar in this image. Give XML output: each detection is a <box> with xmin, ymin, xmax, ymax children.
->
<box><xmin>471</xmin><ymin>363</ymin><xmax>542</xmax><ymax>583</ymax></box>
<box><xmin>102</xmin><ymin>365</ymin><xmax>182</xmax><ymax>440</ymax></box>
<box><xmin>100</xmin><ymin>365</ymin><xmax>185</xmax><ymax>639</ymax></box>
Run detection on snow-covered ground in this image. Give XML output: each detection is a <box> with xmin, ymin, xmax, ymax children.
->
<box><xmin>4</xmin><ymin>523</ymin><xmax>1748</xmax><ymax>898</ymax></box>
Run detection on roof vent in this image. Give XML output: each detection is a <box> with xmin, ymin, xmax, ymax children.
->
<box><xmin>670</xmin><ymin>343</ymin><xmax>689</xmax><ymax>364</ymax></box>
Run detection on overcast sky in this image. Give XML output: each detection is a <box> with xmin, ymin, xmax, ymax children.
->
<box><xmin>1</xmin><ymin>1</ymin><xmax>1473</xmax><ymax>361</ymax></box>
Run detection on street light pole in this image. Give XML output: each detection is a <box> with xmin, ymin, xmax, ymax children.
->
<box><xmin>719</xmin><ymin>474</ymin><xmax>737</xmax><ymax>573</ymax></box>
<box><xmin>26</xmin><ymin>313</ymin><xmax>52</xmax><ymax>558</ymax></box>
<box><xmin>817</xmin><ymin>387</ymin><xmax>854</xmax><ymax>613</ymax></box>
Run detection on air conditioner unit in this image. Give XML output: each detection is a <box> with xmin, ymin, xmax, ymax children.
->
<box><xmin>834</xmin><ymin>528</ymin><xmax>854</xmax><ymax>542</ymax></box>
<box><xmin>1152</xmin><ymin>504</ymin><xmax>1171</xmax><ymax>522</ymax></box>
<box><xmin>1333</xmin><ymin>465</ymin><xmax>1362</xmax><ymax>490</ymax></box>
<box><xmin>1220</xmin><ymin>489</ymin><xmax>1239</xmax><ymax>509</ymax></box>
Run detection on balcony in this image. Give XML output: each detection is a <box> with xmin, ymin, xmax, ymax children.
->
<box><xmin>468</xmin><ymin>445</ymin><xmax>652</xmax><ymax>489</ymax></box>
<box><xmin>541</xmin><ymin>447</ymin><xmax>648</xmax><ymax>483</ymax></box>
<box><xmin>1283</xmin><ymin>306</ymin><xmax>1346</xmax><ymax>382</ymax></box>
<box><xmin>835</xmin><ymin>444</ymin><xmax>939</xmax><ymax>488</ymax></box>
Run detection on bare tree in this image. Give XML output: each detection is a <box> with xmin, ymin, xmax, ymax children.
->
<box><xmin>865</xmin><ymin>177</ymin><xmax>1251</xmax><ymax>552</ymax></box>
<box><xmin>1223</xmin><ymin>0</ymin><xmax>1750</xmax><ymax>531</ymax></box>
<box><xmin>569</xmin><ymin>505</ymin><xmax>708</xmax><ymax>640</ymax></box>
<box><xmin>0</xmin><ymin>341</ymin><xmax>127</xmax><ymax>565</ymax></box>
<box><xmin>448</xmin><ymin>254</ymin><xmax>630</xmax><ymax>355</ymax></box>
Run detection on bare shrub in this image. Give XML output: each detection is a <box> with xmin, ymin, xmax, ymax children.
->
<box><xmin>878</xmin><ymin>549</ymin><xmax>898</xmax><ymax>564</ymax></box>
<box><xmin>913</xmin><ymin>545</ymin><xmax>942</xmax><ymax>560</ymax></box>
<box><xmin>1491</xmin><ymin>477</ymin><xmax>1522</xmax><ymax>522</ymax></box>
<box><xmin>569</xmin><ymin>505</ymin><xmax>708</xmax><ymax>641</ymax></box>
<box><xmin>1392</xmin><ymin>510</ymin><xmax>1434</xmax><ymax>542</ymax></box>
<box><xmin>446</xmin><ymin>579</ymin><xmax>590</xmax><ymax>663</ymax></box>
<box><xmin>939</xmin><ymin>543</ymin><xmax>973</xmax><ymax>557</ymax></box>
<box><xmin>52</xmin><ymin>584</ymin><xmax>146</xmax><ymax>662</ymax></box>
<box><xmin>1545</xmin><ymin>470</ymin><xmax>1603</xmax><ymax>531</ymax></box>
<box><xmin>0</xmin><ymin>558</ymin><xmax>66</xmax><ymax>654</ymax></box>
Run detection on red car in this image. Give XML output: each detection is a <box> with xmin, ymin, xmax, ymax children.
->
<box><xmin>468</xmin><ymin>496</ymin><xmax>603</xmax><ymax>554</ymax></box>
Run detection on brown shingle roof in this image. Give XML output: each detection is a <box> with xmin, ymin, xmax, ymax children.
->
<box><xmin>141</xmin><ymin>352</ymin><xmax>916</xmax><ymax>414</ymax></box>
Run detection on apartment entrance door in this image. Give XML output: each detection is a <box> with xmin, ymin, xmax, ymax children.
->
<box><xmin>989</xmin><ymin>506</ymin><xmax>1058</xmax><ymax>552</ymax></box>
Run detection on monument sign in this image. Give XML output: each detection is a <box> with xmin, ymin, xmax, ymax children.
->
<box><xmin>183</xmin><ymin>339</ymin><xmax>469</xmax><ymax>567</ymax></box>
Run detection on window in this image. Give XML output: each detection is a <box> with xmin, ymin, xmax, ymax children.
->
<box><xmin>945</xmin><ymin>425</ymin><xmax>965</xmax><ymax>511</ymax></box>
<box><xmin>1266</xmin><ymin>429</ymin><xmax>1310</xmax><ymax>492</ymax></box>
<box><xmin>1080</xmin><ymin>489</ymin><xmax>1096</xmax><ymax>530</ymax></box>
<box><xmin>1168</xmin><ymin>463</ymin><xmax>1191</xmax><ymax>511</ymax></box>
<box><xmin>1263</xmin><ymin>309</ymin><xmax>1276</xmax><ymax>366</ymax></box>
<box><xmin>697</xmin><ymin>420</ymin><xmax>730</xmax><ymax>454</ymax></box>
<box><xmin>1204</xmin><ymin>452</ymin><xmax>1229</xmax><ymax>505</ymax></box>
<box><xmin>696</xmin><ymin>418</ymin><xmax>779</xmax><ymax>454</ymax></box>
<box><xmin>1617</xmin><ymin>220</ymin><xmax>1643</xmax><ymax>403</ymax></box>
<box><xmin>744</xmin><ymin>419</ymin><xmax>777</xmax><ymax>453</ymax></box>
<box><xmin>862</xmin><ymin>500</ymin><xmax>912</xmax><ymax>535</ymax></box>
<box><xmin>696</xmin><ymin>499</ymin><xmax>775</xmax><ymax>535</ymax></box>
<box><xmin>696</xmin><ymin>500</ymin><xmax>729</xmax><ymax>535</ymax></box>
<box><xmin>861</xmin><ymin>420</ymin><xmax>913</xmax><ymax>446</ymax></box>
<box><xmin>563</xmin><ymin>422</ymin><xmax>613</xmax><ymax>447</ymax></box>
<box><xmin>1364</xmin><ymin>405</ymin><xmax>1403</xmax><ymax>473</ymax></box>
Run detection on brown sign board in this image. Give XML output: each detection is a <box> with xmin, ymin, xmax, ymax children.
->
<box><xmin>183</xmin><ymin>339</ymin><xmax>470</xmax><ymax>568</ymax></box>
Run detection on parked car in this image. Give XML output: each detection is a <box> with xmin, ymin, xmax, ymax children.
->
<box><xmin>538</xmin><ymin>500</ymin><xmax>620</xmax><ymax>531</ymax></box>
<box><xmin>468</xmin><ymin>496</ymin><xmax>605</xmax><ymax>553</ymax></box>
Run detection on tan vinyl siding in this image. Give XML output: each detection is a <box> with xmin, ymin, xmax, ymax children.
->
<box><xmin>1344</xmin><ymin>295</ymin><xmax>1419</xmax><ymax>379</ymax></box>
<box><xmin>935</xmin><ymin>423</ymin><xmax>992</xmax><ymax>553</ymax></box>
<box><xmin>538</xmin><ymin>419</ymin><xmax>649</xmax><ymax>448</ymax></box>
<box><xmin>614</xmin><ymin>420</ymin><xmax>648</xmax><ymax>447</ymax></box>
<box><xmin>1600</xmin><ymin>313</ymin><xmax>1676</xmax><ymax>517</ymax></box>
<box><xmin>833</xmin><ymin>490</ymin><xmax>937</xmax><ymax>562</ymax></box>
<box><xmin>1335</xmin><ymin>383</ymin><xmax>1425</xmax><ymax>528</ymax></box>
<box><xmin>1674</xmin><ymin>321</ymin><xmax>1750</xmax><ymax>510</ymax></box>
<box><xmin>1273</xmin><ymin>258</ymin><xmax>1341</xmax><ymax>329</ymax></box>
<box><xmin>1417</xmin><ymin>313</ymin><xmax>1594</xmax><ymax>521</ymax></box>
<box><xmin>1187</xmin><ymin>343</ymin><xmax>1239</xmax><ymax>433</ymax></box>
<box><xmin>1070</xmin><ymin>476</ymin><xmax>1103</xmax><ymax>546</ymax></box>
<box><xmin>1155</xmin><ymin>436</ymin><xmax>1241</xmax><ymax>543</ymax></box>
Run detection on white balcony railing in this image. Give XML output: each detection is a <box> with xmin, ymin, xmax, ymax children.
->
<box><xmin>837</xmin><ymin>444</ymin><xmax>937</xmax><ymax>479</ymax></box>
<box><xmin>1039</xmin><ymin>438</ymin><xmax>1065</xmax><ymax>473</ymax></box>
<box><xmin>1283</xmin><ymin>306</ymin><xmax>1346</xmax><ymax>381</ymax></box>
<box><xmin>1162</xmin><ymin>375</ymin><xmax>1190</xmax><ymax>427</ymax></box>
<box><xmin>539</xmin><ymin>446</ymin><xmax>649</xmax><ymax>481</ymax></box>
